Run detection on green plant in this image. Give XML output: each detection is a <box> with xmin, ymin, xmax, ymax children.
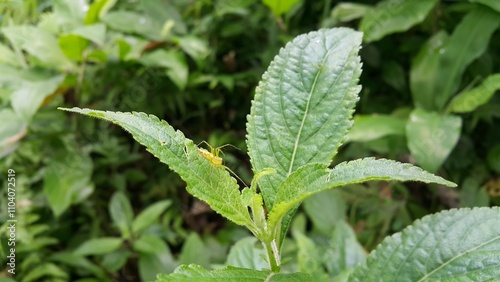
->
<box><xmin>59</xmin><ymin>27</ymin><xmax>500</xmax><ymax>281</ymax></box>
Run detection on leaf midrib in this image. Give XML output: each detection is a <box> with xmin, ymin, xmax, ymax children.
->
<box><xmin>287</xmin><ymin>42</ymin><xmax>335</xmax><ymax>176</ymax></box>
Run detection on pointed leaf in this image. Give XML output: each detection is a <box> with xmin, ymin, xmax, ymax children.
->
<box><xmin>268</xmin><ymin>158</ymin><xmax>456</xmax><ymax>233</ymax></box>
<box><xmin>109</xmin><ymin>191</ymin><xmax>134</xmax><ymax>238</ymax></box>
<box><xmin>59</xmin><ymin>108</ymin><xmax>254</xmax><ymax>228</ymax></box>
<box><xmin>246</xmin><ymin>28</ymin><xmax>362</xmax><ymax>209</ymax></box>
<box><xmin>73</xmin><ymin>237</ymin><xmax>123</xmax><ymax>256</ymax></box>
<box><xmin>448</xmin><ymin>73</ymin><xmax>500</xmax><ymax>113</ymax></box>
<box><xmin>132</xmin><ymin>200</ymin><xmax>172</xmax><ymax>234</ymax></box>
<box><xmin>360</xmin><ymin>0</ymin><xmax>438</xmax><ymax>42</ymax></box>
<box><xmin>346</xmin><ymin>114</ymin><xmax>406</xmax><ymax>142</ymax></box>
<box><xmin>262</xmin><ymin>0</ymin><xmax>300</xmax><ymax>16</ymax></box>
<box><xmin>348</xmin><ymin>207</ymin><xmax>500</xmax><ymax>281</ymax></box>
<box><xmin>226</xmin><ymin>237</ymin><xmax>268</xmax><ymax>270</ymax></box>
<box><xmin>406</xmin><ymin>109</ymin><xmax>462</xmax><ymax>173</ymax></box>
<box><xmin>156</xmin><ymin>264</ymin><xmax>313</xmax><ymax>282</ymax></box>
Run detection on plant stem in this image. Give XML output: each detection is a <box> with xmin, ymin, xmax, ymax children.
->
<box><xmin>264</xmin><ymin>239</ymin><xmax>281</xmax><ymax>273</ymax></box>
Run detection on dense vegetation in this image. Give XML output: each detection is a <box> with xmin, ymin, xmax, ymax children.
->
<box><xmin>1</xmin><ymin>0</ymin><xmax>499</xmax><ymax>281</ymax></box>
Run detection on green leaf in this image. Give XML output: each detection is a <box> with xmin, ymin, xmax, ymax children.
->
<box><xmin>133</xmin><ymin>234</ymin><xmax>169</xmax><ymax>254</ymax></box>
<box><xmin>43</xmin><ymin>148</ymin><xmax>94</xmax><ymax>217</ymax></box>
<box><xmin>246</xmin><ymin>28</ymin><xmax>362</xmax><ymax>209</ymax></box>
<box><xmin>406</xmin><ymin>109</ymin><xmax>462</xmax><ymax>173</ymax></box>
<box><xmin>156</xmin><ymin>264</ymin><xmax>313</xmax><ymax>282</ymax></box>
<box><xmin>69</xmin><ymin>24</ymin><xmax>107</xmax><ymax>46</ymax></box>
<box><xmin>448</xmin><ymin>73</ymin><xmax>500</xmax><ymax>113</ymax></box>
<box><xmin>73</xmin><ymin>237</ymin><xmax>123</xmax><ymax>256</ymax></box>
<box><xmin>226</xmin><ymin>237</ymin><xmax>268</xmax><ymax>270</ymax></box>
<box><xmin>140</xmin><ymin>50</ymin><xmax>189</xmax><ymax>90</ymax></box>
<box><xmin>102</xmin><ymin>11</ymin><xmax>164</xmax><ymax>40</ymax></box>
<box><xmin>11</xmin><ymin>75</ymin><xmax>65</xmax><ymax>121</ymax></box>
<box><xmin>101</xmin><ymin>249</ymin><xmax>131</xmax><ymax>272</ymax></box>
<box><xmin>0</xmin><ymin>108</ymin><xmax>27</xmax><ymax>156</ymax></box>
<box><xmin>268</xmin><ymin>158</ymin><xmax>456</xmax><ymax>233</ymax></box>
<box><xmin>0</xmin><ymin>42</ymin><xmax>21</xmax><ymax>67</ymax></box>
<box><xmin>140</xmin><ymin>0</ymin><xmax>187</xmax><ymax>35</ymax></box>
<box><xmin>359</xmin><ymin>0</ymin><xmax>438</xmax><ymax>43</ymax></box>
<box><xmin>52</xmin><ymin>0</ymin><xmax>87</xmax><ymax>30</ymax></box>
<box><xmin>346</xmin><ymin>114</ymin><xmax>406</xmax><ymax>142</ymax></box>
<box><xmin>331</xmin><ymin>3</ymin><xmax>371</xmax><ymax>23</ymax></box>
<box><xmin>324</xmin><ymin>221</ymin><xmax>366</xmax><ymax>277</ymax></box>
<box><xmin>109</xmin><ymin>191</ymin><xmax>134</xmax><ymax>239</ymax></box>
<box><xmin>58</xmin><ymin>108</ymin><xmax>254</xmax><ymax>228</ymax></box>
<box><xmin>176</xmin><ymin>36</ymin><xmax>210</xmax><ymax>67</ymax></box>
<box><xmin>262</xmin><ymin>0</ymin><xmax>300</xmax><ymax>16</ymax></box>
<box><xmin>50</xmin><ymin>252</ymin><xmax>108</xmax><ymax>280</ymax></box>
<box><xmin>132</xmin><ymin>200</ymin><xmax>172</xmax><ymax>234</ymax></box>
<box><xmin>22</xmin><ymin>263</ymin><xmax>68</xmax><ymax>282</ymax></box>
<box><xmin>59</xmin><ymin>34</ymin><xmax>88</xmax><ymax>61</ymax></box>
<box><xmin>303</xmin><ymin>190</ymin><xmax>345</xmax><ymax>234</ymax></box>
<box><xmin>410</xmin><ymin>31</ymin><xmax>449</xmax><ymax>111</ymax></box>
<box><xmin>294</xmin><ymin>231</ymin><xmax>325</xmax><ymax>278</ymax></box>
<box><xmin>2</xmin><ymin>26</ymin><xmax>74</xmax><ymax>70</ymax></box>
<box><xmin>139</xmin><ymin>251</ymin><xmax>178</xmax><ymax>281</ymax></box>
<box><xmin>84</xmin><ymin>0</ymin><xmax>117</xmax><ymax>24</ymax></box>
<box><xmin>348</xmin><ymin>207</ymin><xmax>500</xmax><ymax>281</ymax></box>
<box><xmin>179</xmin><ymin>233</ymin><xmax>210</xmax><ymax>269</ymax></box>
<box><xmin>471</xmin><ymin>0</ymin><xmax>500</xmax><ymax>13</ymax></box>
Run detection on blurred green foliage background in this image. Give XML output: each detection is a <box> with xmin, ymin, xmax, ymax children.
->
<box><xmin>0</xmin><ymin>0</ymin><xmax>499</xmax><ymax>281</ymax></box>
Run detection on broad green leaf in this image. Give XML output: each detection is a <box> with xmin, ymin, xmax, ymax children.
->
<box><xmin>246</xmin><ymin>28</ymin><xmax>362</xmax><ymax>209</ymax></box>
<box><xmin>59</xmin><ymin>108</ymin><xmax>254</xmax><ymax>227</ymax></box>
<box><xmin>303</xmin><ymin>190</ymin><xmax>345</xmax><ymax>234</ymax></box>
<box><xmin>73</xmin><ymin>237</ymin><xmax>123</xmax><ymax>256</ymax></box>
<box><xmin>156</xmin><ymin>264</ymin><xmax>313</xmax><ymax>282</ymax></box>
<box><xmin>471</xmin><ymin>0</ymin><xmax>500</xmax><ymax>13</ymax></box>
<box><xmin>433</xmin><ymin>6</ymin><xmax>499</xmax><ymax>110</ymax></box>
<box><xmin>176</xmin><ymin>36</ymin><xmax>210</xmax><ymax>67</ymax></box>
<box><xmin>132</xmin><ymin>200</ymin><xmax>172</xmax><ymax>234</ymax></box>
<box><xmin>101</xmin><ymin>249</ymin><xmax>131</xmax><ymax>272</ymax></box>
<box><xmin>179</xmin><ymin>233</ymin><xmax>210</xmax><ymax>269</ymax></box>
<box><xmin>359</xmin><ymin>0</ymin><xmax>438</xmax><ymax>42</ymax></box>
<box><xmin>139</xmin><ymin>251</ymin><xmax>178</xmax><ymax>282</ymax></box>
<box><xmin>52</xmin><ymin>0</ymin><xmax>88</xmax><ymax>30</ymax></box>
<box><xmin>69</xmin><ymin>24</ymin><xmax>106</xmax><ymax>46</ymax></box>
<box><xmin>109</xmin><ymin>191</ymin><xmax>134</xmax><ymax>239</ymax></box>
<box><xmin>348</xmin><ymin>207</ymin><xmax>500</xmax><ymax>281</ymax></box>
<box><xmin>102</xmin><ymin>11</ymin><xmax>164</xmax><ymax>40</ymax></box>
<box><xmin>0</xmin><ymin>42</ymin><xmax>20</xmax><ymax>67</ymax></box>
<box><xmin>268</xmin><ymin>158</ymin><xmax>456</xmax><ymax>233</ymax></box>
<box><xmin>133</xmin><ymin>234</ymin><xmax>169</xmax><ymax>254</ymax></box>
<box><xmin>262</xmin><ymin>0</ymin><xmax>299</xmax><ymax>16</ymax></box>
<box><xmin>410</xmin><ymin>31</ymin><xmax>448</xmax><ymax>111</ymax></box>
<box><xmin>324</xmin><ymin>221</ymin><xmax>366</xmax><ymax>277</ymax></box>
<box><xmin>346</xmin><ymin>114</ymin><xmax>406</xmax><ymax>142</ymax></box>
<box><xmin>331</xmin><ymin>3</ymin><xmax>371</xmax><ymax>23</ymax></box>
<box><xmin>59</xmin><ymin>34</ymin><xmax>88</xmax><ymax>61</ymax></box>
<box><xmin>43</xmin><ymin>148</ymin><xmax>94</xmax><ymax>217</ymax></box>
<box><xmin>140</xmin><ymin>49</ymin><xmax>188</xmax><ymax>90</ymax></box>
<box><xmin>84</xmin><ymin>0</ymin><xmax>117</xmax><ymax>24</ymax></box>
<box><xmin>406</xmin><ymin>109</ymin><xmax>462</xmax><ymax>173</ymax></box>
<box><xmin>2</xmin><ymin>26</ymin><xmax>74</xmax><ymax>70</ymax></box>
<box><xmin>140</xmin><ymin>0</ymin><xmax>187</xmax><ymax>34</ymax></box>
<box><xmin>448</xmin><ymin>73</ymin><xmax>500</xmax><ymax>113</ymax></box>
<box><xmin>226</xmin><ymin>237</ymin><xmax>268</xmax><ymax>270</ymax></box>
<box><xmin>10</xmin><ymin>75</ymin><xmax>65</xmax><ymax>121</ymax></box>
<box><xmin>294</xmin><ymin>231</ymin><xmax>325</xmax><ymax>278</ymax></box>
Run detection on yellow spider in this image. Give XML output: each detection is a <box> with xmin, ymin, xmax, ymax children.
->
<box><xmin>197</xmin><ymin>141</ymin><xmax>247</xmax><ymax>186</ymax></box>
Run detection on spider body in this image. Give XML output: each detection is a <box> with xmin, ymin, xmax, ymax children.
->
<box><xmin>196</xmin><ymin>141</ymin><xmax>246</xmax><ymax>186</ymax></box>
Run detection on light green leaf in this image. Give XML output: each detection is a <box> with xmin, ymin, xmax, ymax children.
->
<box><xmin>176</xmin><ymin>36</ymin><xmax>210</xmax><ymax>67</ymax></box>
<box><xmin>43</xmin><ymin>148</ymin><xmax>94</xmax><ymax>217</ymax></box>
<box><xmin>133</xmin><ymin>234</ymin><xmax>169</xmax><ymax>254</ymax></box>
<box><xmin>331</xmin><ymin>3</ymin><xmax>371</xmax><ymax>23</ymax></box>
<box><xmin>84</xmin><ymin>0</ymin><xmax>117</xmax><ymax>24</ymax></box>
<box><xmin>69</xmin><ymin>24</ymin><xmax>106</xmax><ymax>46</ymax></box>
<box><xmin>348</xmin><ymin>207</ymin><xmax>500</xmax><ymax>281</ymax></box>
<box><xmin>324</xmin><ymin>221</ymin><xmax>366</xmax><ymax>277</ymax></box>
<box><xmin>101</xmin><ymin>249</ymin><xmax>130</xmax><ymax>272</ymax></box>
<box><xmin>471</xmin><ymin>0</ymin><xmax>500</xmax><ymax>13</ymax></box>
<box><xmin>139</xmin><ymin>251</ymin><xmax>178</xmax><ymax>281</ymax></box>
<box><xmin>303</xmin><ymin>190</ymin><xmax>345</xmax><ymax>234</ymax></box>
<box><xmin>268</xmin><ymin>158</ymin><xmax>456</xmax><ymax>233</ymax></box>
<box><xmin>73</xmin><ymin>237</ymin><xmax>123</xmax><ymax>256</ymax></box>
<box><xmin>140</xmin><ymin>49</ymin><xmax>188</xmax><ymax>90</ymax></box>
<box><xmin>179</xmin><ymin>233</ymin><xmax>210</xmax><ymax>269</ymax></box>
<box><xmin>2</xmin><ymin>26</ymin><xmax>74</xmax><ymax>70</ymax></box>
<box><xmin>359</xmin><ymin>0</ymin><xmax>438</xmax><ymax>42</ymax></box>
<box><xmin>448</xmin><ymin>73</ymin><xmax>500</xmax><ymax>113</ymax></box>
<box><xmin>52</xmin><ymin>0</ymin><xmax>88</xmax><ymax>30</ymax></box>
<box><xmin>140</xmin><ymin>0</ymin><xmax>187</xmax><ymax>35</ymax></box>
<box><xmin>294</xmin><ymin>231</ymin><xmax>325</xmax><ymax>278</ymax></box>
<box><xmin>262</xmin><ymin>0</ymin><xmax>299</xmax><ymax>16</ymax></box>
<box><xmin>346</xmin><ymin>114</ymin><xmax>406</xmax><ymax>142</ymax></box>
<box><xmin>109</xmin><ymin>191</ymin><xmax>134</xmax><ymax>239</ymax></box>
<box><xmin>0</xmin><ymin>108</ymin><xmax>27</xmax><ymax>156</ymax></box>
<box><xmin>0</xmin><ymin>42</ymin><xmax>21</xmax><ymax>67</ymax></box>
<box><xmin>102</xmin><ymin>11</ymin><xmax>164</xmax><ymax>40</ymax></box>
<box><xmin>10</xmin><ymin>75</ymin><xmax>65</xmax><ymax>121</ymax></box>
<box><xmin>59</xmin><ymin>108</ymin><xmax>254</xmax><ymax>228</ymax></box>
<box><xmin>132</xmin><ymin>200</ymin><xmax>172</xmax><ymax>234</ymax></box>
<box><xmin>226</xmin><ymin>237</ymin><xmax>268</xmax><ymax>270</ymax></box>
<box><xmin>156</xmin><ymin>264</ymin><xmax>313</xmax><ymax>281</ymax></box>
<box><xmin>410</xmin><ymin>31</ymin><xmax>449</xmax><ymax>111</ymax></box>
<box><xmin>406</xmin><ymin>109</ymin><xmax>462</xmax><ymax>173</ymax></box>
<box><xmin>22</xmin><ymin>263</ymin><xmax>68</xmax><ymax>282</ymax></box>
<box><xmin>459</xmin><ymin>176</ymin><xmax>489</xmax><ymax>208</ymax></box>
<box><xmin>59</xmin><ymin>34</ymin><xmax>88</xmax><ymax>61</ymax></box>
<box><xmin>246</xmin><ymin>28</ymin><xmax>362</xmax><ymax>209</ymax></box>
